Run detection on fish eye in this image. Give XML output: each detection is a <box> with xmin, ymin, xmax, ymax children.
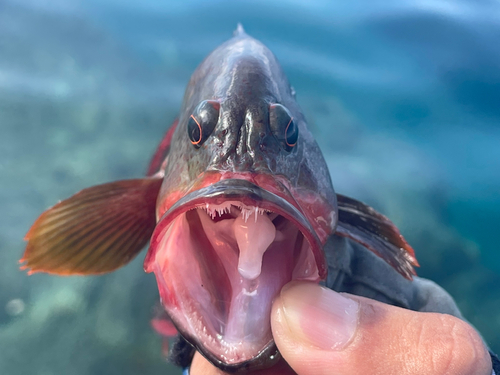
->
<box><xmin>187</xmin><ymin>100</ymin><xmax>220</xmax><ymax>148</ymax></box>
<box><xmin>269</xmin><ymin>103</ymin><xmax>298</xmax><ymax>152</ymax></box>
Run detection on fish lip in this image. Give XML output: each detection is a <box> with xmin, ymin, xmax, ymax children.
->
<box><xmin>145</xmin><ymin>179</ymin><xmax>326</xmax><ymax>278</ymax></box>
<box><xmin>183</xmin><ymin>335</ymin><xmax>281</xmax><ymax>374</ymax></box>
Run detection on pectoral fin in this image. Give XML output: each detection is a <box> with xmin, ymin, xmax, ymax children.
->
<box><xmin>335</xmin><ymin>194</ymin><xmax>419</xmax><ymax>280</ymax></box>
<box><xmin>21</xmin><ymin>177</ymin><xmax>163</xmax><ymax>275</ymax></box>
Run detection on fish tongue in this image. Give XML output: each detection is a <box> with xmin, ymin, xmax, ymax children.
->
<box><xmin>233</xmin><ymin>209</ymin><xmax>276</xmax><ymax>280</ymax></box>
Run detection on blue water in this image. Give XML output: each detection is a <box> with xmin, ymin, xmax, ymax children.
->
<box><xmin>1</xmin><ymin>0</ymin><xmax>499</xmax><ymax>374</ymax></box>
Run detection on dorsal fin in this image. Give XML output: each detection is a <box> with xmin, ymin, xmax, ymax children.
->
<box><xmin>334</xmin><ymin>193</ymin><xmax>419</xmax><ymax>280</ymax></box>
<box><xmin>233</xmin><ymin>23</ymin><xmax>246</xmax><ymax>37</ymax></box>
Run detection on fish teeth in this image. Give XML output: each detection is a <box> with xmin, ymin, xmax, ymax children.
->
<box><xmin>239</xmin><ymin>206</ymin><xmax>267</xmax><ymax>223</ymax></box>
<box><xmin>201</xmin><ymin>202</ymin><xmax>272</xmax><ymax>222</ymax></box>
<box><xmin>202</xmin><ymin>201</ymin><xmax>234</xmax><ymax>219</ymax></box>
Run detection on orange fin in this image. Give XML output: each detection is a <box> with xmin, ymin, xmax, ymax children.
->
<box><xmin>21</xmin><ymin>177</ymin><xmax>163</xmax><ymax>275</ymax></box>
<box><xmin>335</xmin><ymin>194</ymin><xmax>419</xmax><ymax>280</ymax></box>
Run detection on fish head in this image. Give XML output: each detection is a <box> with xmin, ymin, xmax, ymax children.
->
<box><xmin>144</xmin><ymin>31</ymin><xmax>337</xmax><ymax>372</ymax></box>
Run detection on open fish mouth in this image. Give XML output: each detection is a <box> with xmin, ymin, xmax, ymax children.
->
<box><xmin>144</xmin><ymin>179</ymin><xmax>326</xmax><ymax>371</ymax></box>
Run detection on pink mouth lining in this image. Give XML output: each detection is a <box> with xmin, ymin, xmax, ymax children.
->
<box><xmin>149</xmin><ymin>201</ymin><xmax>320</xmax><ymax>366</ymax></box>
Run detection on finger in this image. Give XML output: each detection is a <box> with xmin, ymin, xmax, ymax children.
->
<box><xmin>271</xmin><ymin>281</ymin><xmax>492</xmax><ymax>375</ymax></box>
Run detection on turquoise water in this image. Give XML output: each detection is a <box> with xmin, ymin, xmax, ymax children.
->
<box><xmin>1</xmin><ymin>0</ymin><xmax>499</xmax><ymax>374</ymax></box>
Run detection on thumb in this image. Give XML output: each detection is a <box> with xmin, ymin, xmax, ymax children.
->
<box><xmin>271</xmin><ymin>281</ymin><xmax>491</xmax><ymax>375</ymax></box>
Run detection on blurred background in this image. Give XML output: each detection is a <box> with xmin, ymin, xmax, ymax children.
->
<box><xmin>1</xmin><ymin>0</ymin><xmax>500</xmax><ymax>374</ymax></box>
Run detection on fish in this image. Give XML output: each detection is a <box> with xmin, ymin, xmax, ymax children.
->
<box><xmin>21</xmin><ymin>25</ymin><xmax>418</xmax><ymax>373</ymax></box>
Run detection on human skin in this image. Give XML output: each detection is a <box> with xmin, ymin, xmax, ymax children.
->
<box><xmin>191</xmin><ymin>281</ymin><xmax>492</xmax><ymax>375</ymax></box>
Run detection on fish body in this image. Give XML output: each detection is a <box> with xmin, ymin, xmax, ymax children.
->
<box><xmin>21</xmin><ymin>27</ymin><xmax>417</xmax><ymax>373</ymax></box>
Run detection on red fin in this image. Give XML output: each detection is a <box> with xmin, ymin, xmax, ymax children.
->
<box><xmin>335</xmin><ymin>194</ymin><xmax>419</xmax><ymax>280</ymax></box>
<box><xmin>21</xmin><ymin>178</ymin><xmax>163</xmax><ymax>275</ymax></box>
<box><xmin>151</xmin><ymin>318</ymin><xmax>178</xmax><ymax>337</ymax></box>
<box><xmin>151</xmin><ymin>308</ymin><xmax>178</xmax><ymax>338</ymax></box>
<box><xmin>146</xmin><ymin>119</ymin><xmax>178</xmax><ymax>176</ymax></box>
<box><xmin>151</xmin><ymin>304</ymin><xmax>178</xmax><ymax>358</ymax></box>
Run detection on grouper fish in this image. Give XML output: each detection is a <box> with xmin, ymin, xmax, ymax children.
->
<box><xmin>21</xmin><ymin>26</ymin><xmax>419</xmax><ymax>372</ymax></box>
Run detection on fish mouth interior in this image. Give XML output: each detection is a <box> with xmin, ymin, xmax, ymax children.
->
<box><xmin>150</xmin><ymin>195</ymin><xmax>321</xmax><ymax>368</ymax></box>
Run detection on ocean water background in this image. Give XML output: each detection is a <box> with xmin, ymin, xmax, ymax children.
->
<box><xmin>1</xmin><ymin>0</ymin><xmax>499</xmax><ymax>374</ymax></box>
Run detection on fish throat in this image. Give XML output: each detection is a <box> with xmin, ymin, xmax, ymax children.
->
<box><xmin>148</xmin><ymin>187</ymin><xmax>321</xmax><ymax>367</ymax></box>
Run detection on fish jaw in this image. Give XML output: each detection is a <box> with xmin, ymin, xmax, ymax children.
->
<box><xmin>144</xmin><ymin>178</ymin><xmax>333</xmax><ymax>371</ymax></box>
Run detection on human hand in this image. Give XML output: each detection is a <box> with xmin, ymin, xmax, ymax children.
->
<box><xmin>191</xmin><ymin>281</ymin><xmax>492</xmax><ymax>375</ymax></box>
